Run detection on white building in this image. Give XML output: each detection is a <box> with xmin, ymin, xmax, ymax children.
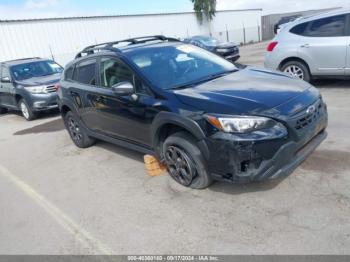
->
<box><xmin>0</xmin><ymin>9</ymin><xmax>262</xmax><ymax>66</ymax></box>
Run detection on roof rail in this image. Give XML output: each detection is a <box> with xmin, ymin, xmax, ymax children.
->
<box><xmin>3</xmin><ymin>57</ymin><xmax>42</xmax><ymax>63</ymax></box>
<box><xmin>75</xmin><ymin>46</ymin><xmax>121</xmax><ymax>59</ymax></box>
<box><xmin>75</xmin><ymin>35</ymin><xmax>179</xmax><ymax>58</ymax></box>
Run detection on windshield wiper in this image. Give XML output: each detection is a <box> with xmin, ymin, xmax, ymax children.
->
<box><xmin>39</xmin><ymin>73</ymin><xmax>56</xmax><ymax>77</ymax></box>
<box><xmin>170</xmin><ymin>69</ymin><xmax>238</xmax><ymax>90</ymax></box>
<box><xmin>209</xmin><ymin>69</ymin><xmax>238</xmax><ymax>79</ymax></box>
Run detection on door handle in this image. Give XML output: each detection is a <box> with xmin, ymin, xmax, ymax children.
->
<box><xmin>300</xmin><ymin>44</ymin><xmax>310</xmax><ymax>48</ymax></box>
<box><xmin>70</xmin><ymin>91</ymin><xmax>83</xmax><ymax>107</ymax></box>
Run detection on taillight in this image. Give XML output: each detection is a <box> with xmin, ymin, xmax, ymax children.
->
<box><xmin>267</xmin><ymin>41</ymin><xmax>278</xmax><ymax>52</ymax></box>
<box><xmin>54</xmin><ymin>83</ymin><xmax>61</xmax><ymax>91</ymax></box>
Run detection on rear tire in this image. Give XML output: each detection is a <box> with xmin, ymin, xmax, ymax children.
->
<box><xmin>281</xmin><ymin>60</ymin><xmax>311</xmax><ymax>82</ymax></box>
<box><xmin>163</xmin><ymin>131</ymin><xmax>213</xmax><ymax>189</ymax></box>
<box><xmin>64</xmin><ymin>111</ymin><xmax>95</xmax><ymax>148</ymax></box>
<box><xmin>18</xmin><ymin>99</ymin><xmax>37</xmax><ymax>121</ymax></box>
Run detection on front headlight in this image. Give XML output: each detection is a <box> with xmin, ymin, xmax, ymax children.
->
<box><xmin>24</xmin><ymin>85</ymin><xmax>47</xmax><ymax>94</ymax></box>
<box><xmin>205</xmin><ymin>115</ymin><xmax>280</xmax><ymax>133</ymax></box>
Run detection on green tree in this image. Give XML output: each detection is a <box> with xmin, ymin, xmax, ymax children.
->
<box><xmin>191</xmin><ymin>0</ymin><xmax>217</xmax><ymax>24</ymax></box>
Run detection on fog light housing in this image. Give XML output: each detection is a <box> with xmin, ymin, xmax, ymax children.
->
<box><xmin>33</xmin><ymin>101</ymin><xmax>46</xmax><ymax>108</ymax></box>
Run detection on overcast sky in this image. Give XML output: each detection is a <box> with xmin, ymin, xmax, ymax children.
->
<box><xmin>0</xmin><ymin>0</ymin><xmax>349</xmax><ymax>19</ymax></box>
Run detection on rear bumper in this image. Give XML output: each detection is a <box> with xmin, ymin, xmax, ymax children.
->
<box><xmin>264</xmin><ymin>49</ymin><xmax>289</xmax><ymax>71</ymax></box>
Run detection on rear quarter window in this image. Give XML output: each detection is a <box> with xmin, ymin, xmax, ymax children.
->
<box><xmin>73</xmin><ymin>59</ymin><xmax>96</xmax><ymax>85</ymax></box>
<box><xmin>64</xmin><ymin>66</ymin><xmax>74</xmax><ymax>81</ymax></box>
<box><xmin>290</xmin><ymin>22</ymin><xmax>309</xmax><ymax>36</ymax></box>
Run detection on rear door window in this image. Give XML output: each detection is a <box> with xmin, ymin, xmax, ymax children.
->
<box><xmin>73</xmin><ymin>59</ymin><xmax>96</xmax><ymax>85</ymax></box>
<box><xmin>305</xmin><ymin>15</ymin><xmax>346</xmax><ymax>37</ymax></box>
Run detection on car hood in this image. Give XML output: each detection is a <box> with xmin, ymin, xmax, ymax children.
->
<box><xmin>16</xmin><ymin>73</ymin><xmax>61</xmax><ymax>86</ymax></box>
<box><xmin>173</xmin><ymin>67</ymin><xmax>317</xmax><ymax>116</ymax></box>
<box><xmin>205</xmin><ymin>42</ymin><xmax>237</xmax><ymax>50</ymax></box>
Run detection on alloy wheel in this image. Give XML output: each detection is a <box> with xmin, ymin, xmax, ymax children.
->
<box><xmin>20</xmin><ymin>102</ymin><xmax>30</xmax><ymax>119</ymax></box>
<box><xmin>67</xmin><ymin>117</ymin><xmax>83</xmax><ymax>143</ymax></box>
<box><xmin>165</xmin><ymin>145</ymin><xmax>195</xmax><ymax>186</ymax></box>
<box><xmin>283</xmin><ymin>65</ymin><xmax>304</xmax><ymax>80</ymax></box>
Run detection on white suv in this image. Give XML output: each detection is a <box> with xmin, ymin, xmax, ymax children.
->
<box><xmin>265</xmin><ymin>9</ymin><xmax>349</xmax><ymax>82</ymax></box>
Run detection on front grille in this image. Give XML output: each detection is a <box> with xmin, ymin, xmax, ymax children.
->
<box><xmin>45</xmin><ymin>85</ymin><xmax>57</xmax><ymax>93</ymax></box>
<box><xmin>295</xmin><ymin>102</ymin><xmax>322</xmax><ymax>130</ymax></box>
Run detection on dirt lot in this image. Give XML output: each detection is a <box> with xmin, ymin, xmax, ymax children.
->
<box><xmin>1</xmin><ymin>42</ymin><xmax>350</xmax><ymax>255</ymax></box>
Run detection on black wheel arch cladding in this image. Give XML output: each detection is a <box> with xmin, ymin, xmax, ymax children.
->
<box><xmin>151</xmin><ymin>111</ymin><xmax>210</xmax><ymax>160</ymax></box>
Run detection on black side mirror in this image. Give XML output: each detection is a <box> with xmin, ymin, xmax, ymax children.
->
<box><xmin>112</xmin><ymin>81</ymin><xmax>134</xmax><ymax>96</ymax></box>
<box><xmin>1</xmin><ymin>76</ymin><xmax>11</xmax><ymax>83</ymax></box>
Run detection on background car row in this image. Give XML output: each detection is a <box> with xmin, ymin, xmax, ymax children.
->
<box><xmin>1</xmin><ymin>6</ymin><xmax>349</xmax><ymax>123</ymax></box>
<box><xmin>266</xmin><ymin>9</ymin><xmax>350</xmax><ymax>82</ymax></box>
<box><xmin>0</xmin><ymin>58</ymin><xmax>63</xmax><ymax>120</ymax></box>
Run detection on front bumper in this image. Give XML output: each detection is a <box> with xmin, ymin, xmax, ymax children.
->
<box><xmin>223</xmin><ymin>53</ymin><xmax>240</xmax><ymax>62</ymax></box>
<box><xmin>205</xmin><ymin>103</ymin><xmax>328</xmax><ymax>183</ymax></box>
<box><xmin>215</xmin><ymin>50</ymin><xmax>240</xmax><ymax>62</ymax></box>
<box><xmin>29</xmin><ymin>93</ymin><xmax>59</xmax><ymax>111</ymax></box>
<box><xmin>208</xmin><ymin>130</ymin><xmax>327</xmax><ymax>183</ymax></box>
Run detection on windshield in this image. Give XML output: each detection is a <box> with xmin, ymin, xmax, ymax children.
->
<box><xmin>11</xmin><ymin>60</ymin><xmax>63</xmax><ymax>81</ymax></box>
<box><xmin>127</xmin><ymin>44</ymin><xmax>236</xmax><ymax>90</ymax></box>
<box><xmin>196</xmin><ymin>36</ymin><xmax>221</xmax><ymax>46</ymax></box>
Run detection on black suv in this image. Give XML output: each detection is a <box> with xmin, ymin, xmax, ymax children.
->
<box><xmin>58</xmin><ymin>36</ymin><xmax>328</xmax><ymax>189</ymax></box>
<box><xmin>0</xmin><ymin>58</ymin><xmax>63</xmax><ymax>120</ymax></box>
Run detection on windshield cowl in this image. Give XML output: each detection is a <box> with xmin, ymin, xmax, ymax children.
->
<box><xmin>169</xmin><ymin>69</ymin><xmax>239</xmax><ymax>90</ymax></box>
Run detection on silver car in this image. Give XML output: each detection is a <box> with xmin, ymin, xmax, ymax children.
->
<box><xmin>265</xmin><ymin>9</ymin><xmax>349</xmax><ymax>82</ymax></box>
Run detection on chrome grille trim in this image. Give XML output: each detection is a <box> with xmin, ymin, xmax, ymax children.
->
<box><xmin>293</xmin><ymin>100</ymin><xmax>323</xmax><ymax>131</ymax></box>
<box><xmin>45</xmin><ymin>85</ymin><xmax>56</xmax><ymax>93</ymax></box>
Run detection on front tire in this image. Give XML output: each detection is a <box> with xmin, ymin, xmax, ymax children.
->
<box><xmin>64</xmin><ymin>111</ymin><xmax>95</xmax><ymax>148</ymax></box>
<box><xmin>0</xmin><ymin>107</ymin><xmax>8</xmax><ymax>114</ymax></box>
<box><xmin>19</xmin><ymin>99</ymin><xmax>37</xmax><ymax>121</ymax></box>
<box><xmin>281</xmin><ymin>60</ymin><xmax>311</xmax><ymax>82</ymax></box>
<box><xmin>163</xmin><ymin>132</ymin><xmax>213</xmax><ymax>189</ymax></box>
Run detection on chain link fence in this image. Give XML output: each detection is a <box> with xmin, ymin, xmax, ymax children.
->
<box><xmin>211</xmin><ymin>25</ymin><xmax>261</xmax><ymax>45</ymax></box>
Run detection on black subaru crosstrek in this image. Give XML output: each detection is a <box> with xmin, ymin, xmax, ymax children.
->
<box><xmin>58</xmin><ymin>36</ymin><xmax>328</xmax><ymax>189</ymax></box>
<box><xmin>0</xmin><ymin>58</ymin><xmax>63</xmax><ymax>120</ymax></box>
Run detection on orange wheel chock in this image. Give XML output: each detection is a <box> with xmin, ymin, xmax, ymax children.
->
<box><xmin>144</xmin><ymin>155</ymin><xmax>167</xmax><ymax>177</ymax></box>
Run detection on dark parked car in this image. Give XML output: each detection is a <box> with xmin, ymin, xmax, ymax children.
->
<box><xmin>58</xmin><ymin>35</ymin><xmax>328</xmax><ymax>189</ymax></box>
<box><xmin>184</xmin><ymin>35</ymin><xmax>240</xmax><ymax>62</ymax></box>
<box><xmin>0</xmin><ymin>58</ymin><xmax>63</xmax><ymax>120</ymax></box>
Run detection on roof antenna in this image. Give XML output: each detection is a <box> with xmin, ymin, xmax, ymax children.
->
<box><xmin>48</xmin><ymin>44</ymin><xmax>55</xmax><ymax>61</ymax></box>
